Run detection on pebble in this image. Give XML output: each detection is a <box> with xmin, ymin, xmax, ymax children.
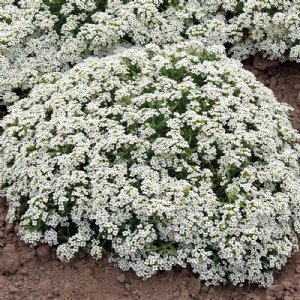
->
<box><xmin>36</xmin><ymin>244</ymin><xmax>51</xmax><ymax>262</ymax></box>
<box><xmin>173</xmin><ymin>290</ymin><xmax>180</xmax><ymax>298</ymax></box>
<box><xmin>116</xmin><ymin>273</ymin><xmax>126</xmax><ymax>283</ymax></box>
<box><xmin>19</xmin><ymin>248</ymin><xmax>36</xmax><ymax>264</ymax></box>
<box><xmin>8</xmin><ymin>285</ymin><xmax>18</xmax><ymax>294</ymax></box>
<box><xmin>14</xmin><ymin>225</ymin><xmax>19</xmax><ymax>235</ymax></box>
<box><xmin>282</xmin><ymin>281</ymin><xmax>292</xmax><ymax>290</ymax></box>
<box><xmin>133</xmin><ymin>289</ymin><xmax>139</xmax><ymax>297</ymax></box>
<box><xmin>294</xmin><ymin>83</ymin><xmax>300</xmax><ymax>89</ymax></box>
<box><xmin>293</xmin><ymin>284</ymin><xmax>300</xmax><ymax>291</ymax></box>
<box><xmin>19</xmin><ymin>269</ymin><xmax>27</xmax><ymax>276</ymax></box>
<box><xmin>201</xmin><ymin>284</ymin><xmax>210</xmax><ymax>292</ymax></box>
<box><xmin>39</xmin><ymin>279</ymin><xmax>52</xmax><ymax>291</ymax></box>
<box><xmin>0</xmin><ymin>244</ymin><xmax>20</xmax><ymax>275</ymax></box>
<box><xmin>5</xmin><ymin>223</ymin><xmax>13</xmax><ymax>233</ymax></box>
<box><xmin>53</xmin><ymin>287</ymin><xmax>60</xmax><ymax>295</ymax></box>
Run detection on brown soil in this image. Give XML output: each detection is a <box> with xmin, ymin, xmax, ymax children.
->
<box><xmin>1</xmin><ymin>55</ymin><xmax>300</xmax><ymax>300</ymax></box>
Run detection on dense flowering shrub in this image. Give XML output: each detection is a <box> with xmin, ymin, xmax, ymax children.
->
<box><xmin>1</xmin><ymin>41</ymin><xmax>300</xmax><ymax>286</ymax></box>
<box><xmin>0</xmin><ymin>0</ymin><xmax>190</xmax><ymax>103</ymax></box>
<box><xmin>1</xmin><ymin>0</ymin><xmax>300</xmax><ymax>104</ymax></box>
<box><xmin>191</xmin><ymin>0</ymin><xmax>300</xmax><ymax>61</ymax></box>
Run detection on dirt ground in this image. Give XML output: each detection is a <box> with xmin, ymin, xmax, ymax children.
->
<box><xmin>0</xmin><ymin>54</ymin><xmax>300</xmax><ymax>300</ymax></box>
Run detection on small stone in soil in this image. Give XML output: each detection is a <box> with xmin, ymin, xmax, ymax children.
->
<box><xmin>19</xmin><ymin>248</ymin><xmax>36</xmax><ymax>264</ymax></box>
<box><xmin>36</xmin><ymin>244</ymin><xmax>51</xmax><ymax>262</ymax></box>
<box><xmin>282</xmin><ymin>281</ymin><xmax>292</xmax><ymax>290</ymax></box>
<box><xmin>8</xmin><ymin>285</ymin><xmax>18</xmax><ymax>293</ymax></box>
<box><xmin>39</xmin><ymin>279</ymin><xmax>52</xmax><ymax>291</ymax></box>
<box><xmin>293</xmin><ymin>284</ymin><xmax>300</xmax><ymax>291</ymax></box>
<box><xmin>0</xmin><ymin>244</ymin><xmax>20</xmax><ymax>275</ymax></box>
<box><xmin>5</xmin><ymin>223</ymin><xmax>13</xmax><ymax>233</ymax></box>
<box><xmin>19</xmin><ymin>269</ymin><xmax>27</xmax><ymax>275</ymax></box>
<box><xmin>294</xmin><ymin>83</ymin><xmax>300</xmax><ymax>89</ymax></box>
<box><xmin>116</xmin><ymin>273</ymin><xmax>126</xmax><ymax>283</ymax></box>
<box><xmin>13</xmin><ymin>225</ymin><xmax>19</xmax><ymax>234</ymax></box>
<box><xmin>173</xmin><ymin>290</ymin><xmax>180</xmax><ymax>298</ymax></box>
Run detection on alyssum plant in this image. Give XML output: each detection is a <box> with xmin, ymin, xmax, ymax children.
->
<box><xmin>1</xmin><ymin>0</ymin><xmax>300</xmax><ymax>104</ymax></box>
<box><xmin>1</xmin><ymin>41</ymin><xmax>300</xmax><ymax>286</ymax></box>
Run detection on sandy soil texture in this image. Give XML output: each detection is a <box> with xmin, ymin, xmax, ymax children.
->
<box><xmin>0</xmin><ymin>55</ymin><xmax>300</xmax><ymax>300</ymax></box>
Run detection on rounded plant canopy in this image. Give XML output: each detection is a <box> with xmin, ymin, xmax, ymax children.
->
<box><xmin>1</xmin><ymin>41</ymin><xmax>300</xmax><ymax>286</ymax></box>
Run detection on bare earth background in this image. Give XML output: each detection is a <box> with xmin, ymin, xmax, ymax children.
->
<box><xmin>0</xmin><ymin>55</ymin><xmax>300</xmax><ymax>300</ymax></box>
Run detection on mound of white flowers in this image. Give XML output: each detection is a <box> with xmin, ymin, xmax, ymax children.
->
<box><xmin>191</xmin><ymin>0</ymin><xmax>300</xmax><ymax>61</ymax></box>
<box><xmin>2</xmin><ymin>0</ymin><xmax>300</xmax><ymax>104</ymax></box>
<box><xmin>1</xmin><ymin>0</ymin><xmax>190</xmax><ymax>103</ymax></box>
<box><xmin>1</xmin><ymin>41</ymin><xmax>300</xmax><ymax>286</ymax></box>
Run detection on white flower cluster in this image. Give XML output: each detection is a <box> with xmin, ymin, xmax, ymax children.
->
<box><xmin>1</xmin><ymin>41</ymin><xmax>300</xmax><ymax>286</ymax></box>
<box><xmin>189</xmin><ymin>0</ymin><xmax>300</xmax><ymax>61</ymax></box>
<box><xmin>0</xmin><ymin>0</ymin><xmax>189</xmax><ymax>103</ymax></box>
<box><xmin>2</xmin><ymin>0</ymin><xmax>300</xmax><ymax>104</ymax></box>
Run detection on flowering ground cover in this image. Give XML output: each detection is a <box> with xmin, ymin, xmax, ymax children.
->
<box><xmin>0</xmin><ymin>58</ymin><xmax>299</xmax><ymax>300</ymax></box>
<box><xmin>1</xmin><ymin>0</ymin><xmax>300</xmax><ymax>103</ymax></box>
<box><xmin>1</xmin><ymin>0</ymin><xmax>300</xmax><ymax>289</ymax></box>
